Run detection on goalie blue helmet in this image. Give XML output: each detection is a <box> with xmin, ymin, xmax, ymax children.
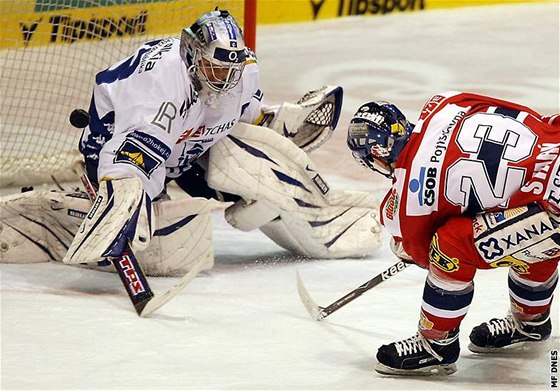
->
<box><xmin>347</xmin><ymin>101</ymin><xmax>413</xmax><ymax>178</ymax></box>
<box><xmin>180</xmin><ymin>10</ymin><xmax>247</xmax><ymax>93</ymax></box>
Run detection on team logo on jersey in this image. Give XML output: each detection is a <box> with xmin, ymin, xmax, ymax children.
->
<box><xmin>429</xmin><ymin>234</ymin><xmax>459</xmax><ymax>273</ymax></box>
<box><xmin>384</xmin><ymin>188</ymin><xmax>399</xmax><ymax>220</ymax></box>
<box><xmin>489</xmin><ymin>256</ymin><xmax>529</xmax><ymax>274</ymax></box>
<box><xmin>177</xmin><ymin>126</ymin><xmax>205</xmax><ymax>143</ymax></box>
<box><xmin>115</xmin><ymin>140</ymin><xmax>161</xmax><ymax>178</ymax></box>
<box><xmin>477</xmin><ymin>237</ymin><xmax>505</xmax><ymax>260</ymax></box>
<box><xmin>419</xmin><ymin>95</ymin><xmax>445</xmax><ymax>120</ymax></box>
<box><xmin>186</xmin><ymin>143</ymin><xmax>204</xmax><ymax>160</ymax></box>
<box><xmin>409</xmin><ymin>166</ymin><xmax>437</xmax><ymax>207</ymax></box>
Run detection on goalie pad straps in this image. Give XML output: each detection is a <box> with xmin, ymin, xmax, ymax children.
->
<box><xmin>207</xmin><ymin>123</ymin><xmax>382</xmax><ymax>258</ymax></box>
<box><xmin>63</xmin><ymin>177</ymin><xmax>154</xmax><ymax>264</ymax></box>
<box><xmin>259</xmin><ymin>86</ymin><xmax>343</xmax><ymax>152</ymax></box>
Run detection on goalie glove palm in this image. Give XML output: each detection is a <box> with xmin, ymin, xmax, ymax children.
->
<box><xmin>261</xmin><ymin>86</ymin><xmax>343</xmax><ymax>152</ymax></box>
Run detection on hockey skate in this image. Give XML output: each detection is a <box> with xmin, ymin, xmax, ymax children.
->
<box><xmin>468</xmin><ymin>312</ymin><xmax>551</xmax><ymax>353</ymax></box>
<box><xmin>375</xmin><ymin>329</ymin><xmax>460</xmax><ymax>376</ymax></box>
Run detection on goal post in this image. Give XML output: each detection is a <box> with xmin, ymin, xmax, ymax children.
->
<box><xmin>0</xmin><ymin>0</ymin><xmax>257</xmax><ymax>188</ymax></box>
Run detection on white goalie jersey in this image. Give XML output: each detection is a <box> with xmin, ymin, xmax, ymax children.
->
<box><xmin>80</xmin><ymin>37</ymin><xmax>263</xmax><ymax>199</ymax></box>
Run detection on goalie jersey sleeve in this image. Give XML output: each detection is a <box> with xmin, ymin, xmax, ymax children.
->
<box><xmin>79</xmin><ymin>38</ymin><xmax>264</xmax><ymax>199</ymax></box>
<box><xmin>379</xmin><ymin>91</ymin><xmax>560</xmax><ymax>267</ymax></box>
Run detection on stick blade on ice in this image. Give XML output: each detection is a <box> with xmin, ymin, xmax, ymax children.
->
<box><xmin>139</xmin><ymin>254</ymin><xmax>209</xmax><ymax>317</ymax></box>
<box><xmin>296</xmin><ymin>271</ymin><xmax>325</xmax><ymax>321</ymax></box>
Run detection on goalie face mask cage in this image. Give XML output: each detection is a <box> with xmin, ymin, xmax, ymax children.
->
<box><xmin>347</xmin><ymin>101</ymin><xmax>413</xmax><ymax>179</ymax></box>
<box><xmin>180</xmin><ymin>9</ymin><xmax>246</xmax><ymax>93</ymax></box>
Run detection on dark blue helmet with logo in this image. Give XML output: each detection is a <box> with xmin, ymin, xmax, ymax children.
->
<box><xmin>347</xmin><ymin>101</ymin><xmax>413</xmax><ymax>178</ymax></box>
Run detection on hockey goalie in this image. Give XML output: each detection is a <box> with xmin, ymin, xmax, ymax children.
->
<box><xmin>0</xmin><ymin>82</ymin><xmax>380</xmax><ymax>276</ymax></box>
<box><xmin>0</xmin><ymin>10</ymin><xmax>382</xmax><ymax>275</ymax></box>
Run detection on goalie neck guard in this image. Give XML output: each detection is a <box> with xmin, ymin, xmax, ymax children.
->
<box><xmin>180</xmin><ymin>10</ymin><xmax>247</xmax><ymax>93</ymax></box>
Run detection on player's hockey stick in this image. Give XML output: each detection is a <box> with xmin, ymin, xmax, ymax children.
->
<box><xmin>297</xmin><ymin>260</ymin><xmax>410</xmax><ymax>321</ymax></box>
<box><xmin>69</xmin><ymin>109</ymin><xmax>205</xmax><ymax>317</ymax></box>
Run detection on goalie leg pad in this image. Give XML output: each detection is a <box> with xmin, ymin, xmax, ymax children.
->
<box><xmin>207</xmin><ymin>123</ymin><xmax>382</xmax><ymax>258</ymax></box>
<box><xmin>63</xmin><ymin>177</ymin><xmax>154</xmax><ymax>264</ymax></box>
<box><xmin>260</xmin><ymin>191</ymin><xmax>382</xmax><ymax>259</ymax></box>
<box><xmin>89</xmin><ymin>197</ymin><xmax>220</xmax><ymax>276</ymax></box>
<box><xmin>1</xmin><ymin>188</ymin><xmax>218</xmax><ymax>276</ymax></box>
<box><xmin>0</xmin><ymin>190</ymin><xmax>90</xmax><ymax>263</ymax></box>
<box><xmin>225</xmin><ymin>199</ymin><xmax>280</xmax><ymax>232</ymax></box>
<box><xmin>136</xmin><ymin>197</ymin><xmax>219</xmax><ymax>276</ymax></box>
<box><xmin>208</xmin><ymin>123</ymin><xmax>332</xmax><ymax>212</ymax></box>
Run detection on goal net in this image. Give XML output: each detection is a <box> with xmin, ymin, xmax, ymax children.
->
<box><xmin>0</xmin><ymin>0</ymin><xmax>253</xmax><ymax>188</ymax></box>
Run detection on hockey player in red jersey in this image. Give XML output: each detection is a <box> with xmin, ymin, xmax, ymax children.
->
<box><xmin>346</xmin><ymin>91</ymin><xmax>559</xmax><ymax>376</ymax></box>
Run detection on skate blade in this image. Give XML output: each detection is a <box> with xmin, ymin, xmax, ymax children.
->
<box><xmin>468</xmin><ymin>340</ymin><xmax>548</xmax><ymax>354</ymax></box>
<box><xmin>375</xmin><ymin>362</ymin><xmax>457</xmax><ymax>376</ymax></box>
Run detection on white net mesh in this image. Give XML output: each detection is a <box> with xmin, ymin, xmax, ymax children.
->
<box><xmin>0</xmin><ymin>0</ymin><xmax>246</xmax><ymax>187</ymax></box>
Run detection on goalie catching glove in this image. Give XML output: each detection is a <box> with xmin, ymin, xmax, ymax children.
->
<box><xmin>258</xmin><ymin>85</ymin><xmax>343</xmax><ymax>153</ymax></box>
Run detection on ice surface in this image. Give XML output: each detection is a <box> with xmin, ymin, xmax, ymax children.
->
<box><xmin>1</xmin><ymin>3</ymin><xmax>559</xmax><ymax>390</ymax></box>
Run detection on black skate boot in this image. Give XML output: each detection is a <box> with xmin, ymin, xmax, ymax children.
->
<box><xmin>468</xmin><ymin>312</ymin><xmax>551</xmax><ymax>353</ymax></box>
<box><xmin>375</xmin><ymin>329</ymin><xmax>460</xmax><ymax>376</ymax></box>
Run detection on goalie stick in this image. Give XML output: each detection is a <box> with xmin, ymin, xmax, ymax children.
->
<box><xmin>69</xmin><ymin>109</ymin><xmax>206</xmax><ymax>317</ymax></box>
<box><xmin>296</xmin><ymin>260</ymin><xmax>410</xmax><ymax>321</ymax></box>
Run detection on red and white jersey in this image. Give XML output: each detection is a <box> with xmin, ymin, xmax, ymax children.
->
<box><xmin>380</xmin><ymin>91</ymin><xmax>560</xmax><ymax>267</ymax></box>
